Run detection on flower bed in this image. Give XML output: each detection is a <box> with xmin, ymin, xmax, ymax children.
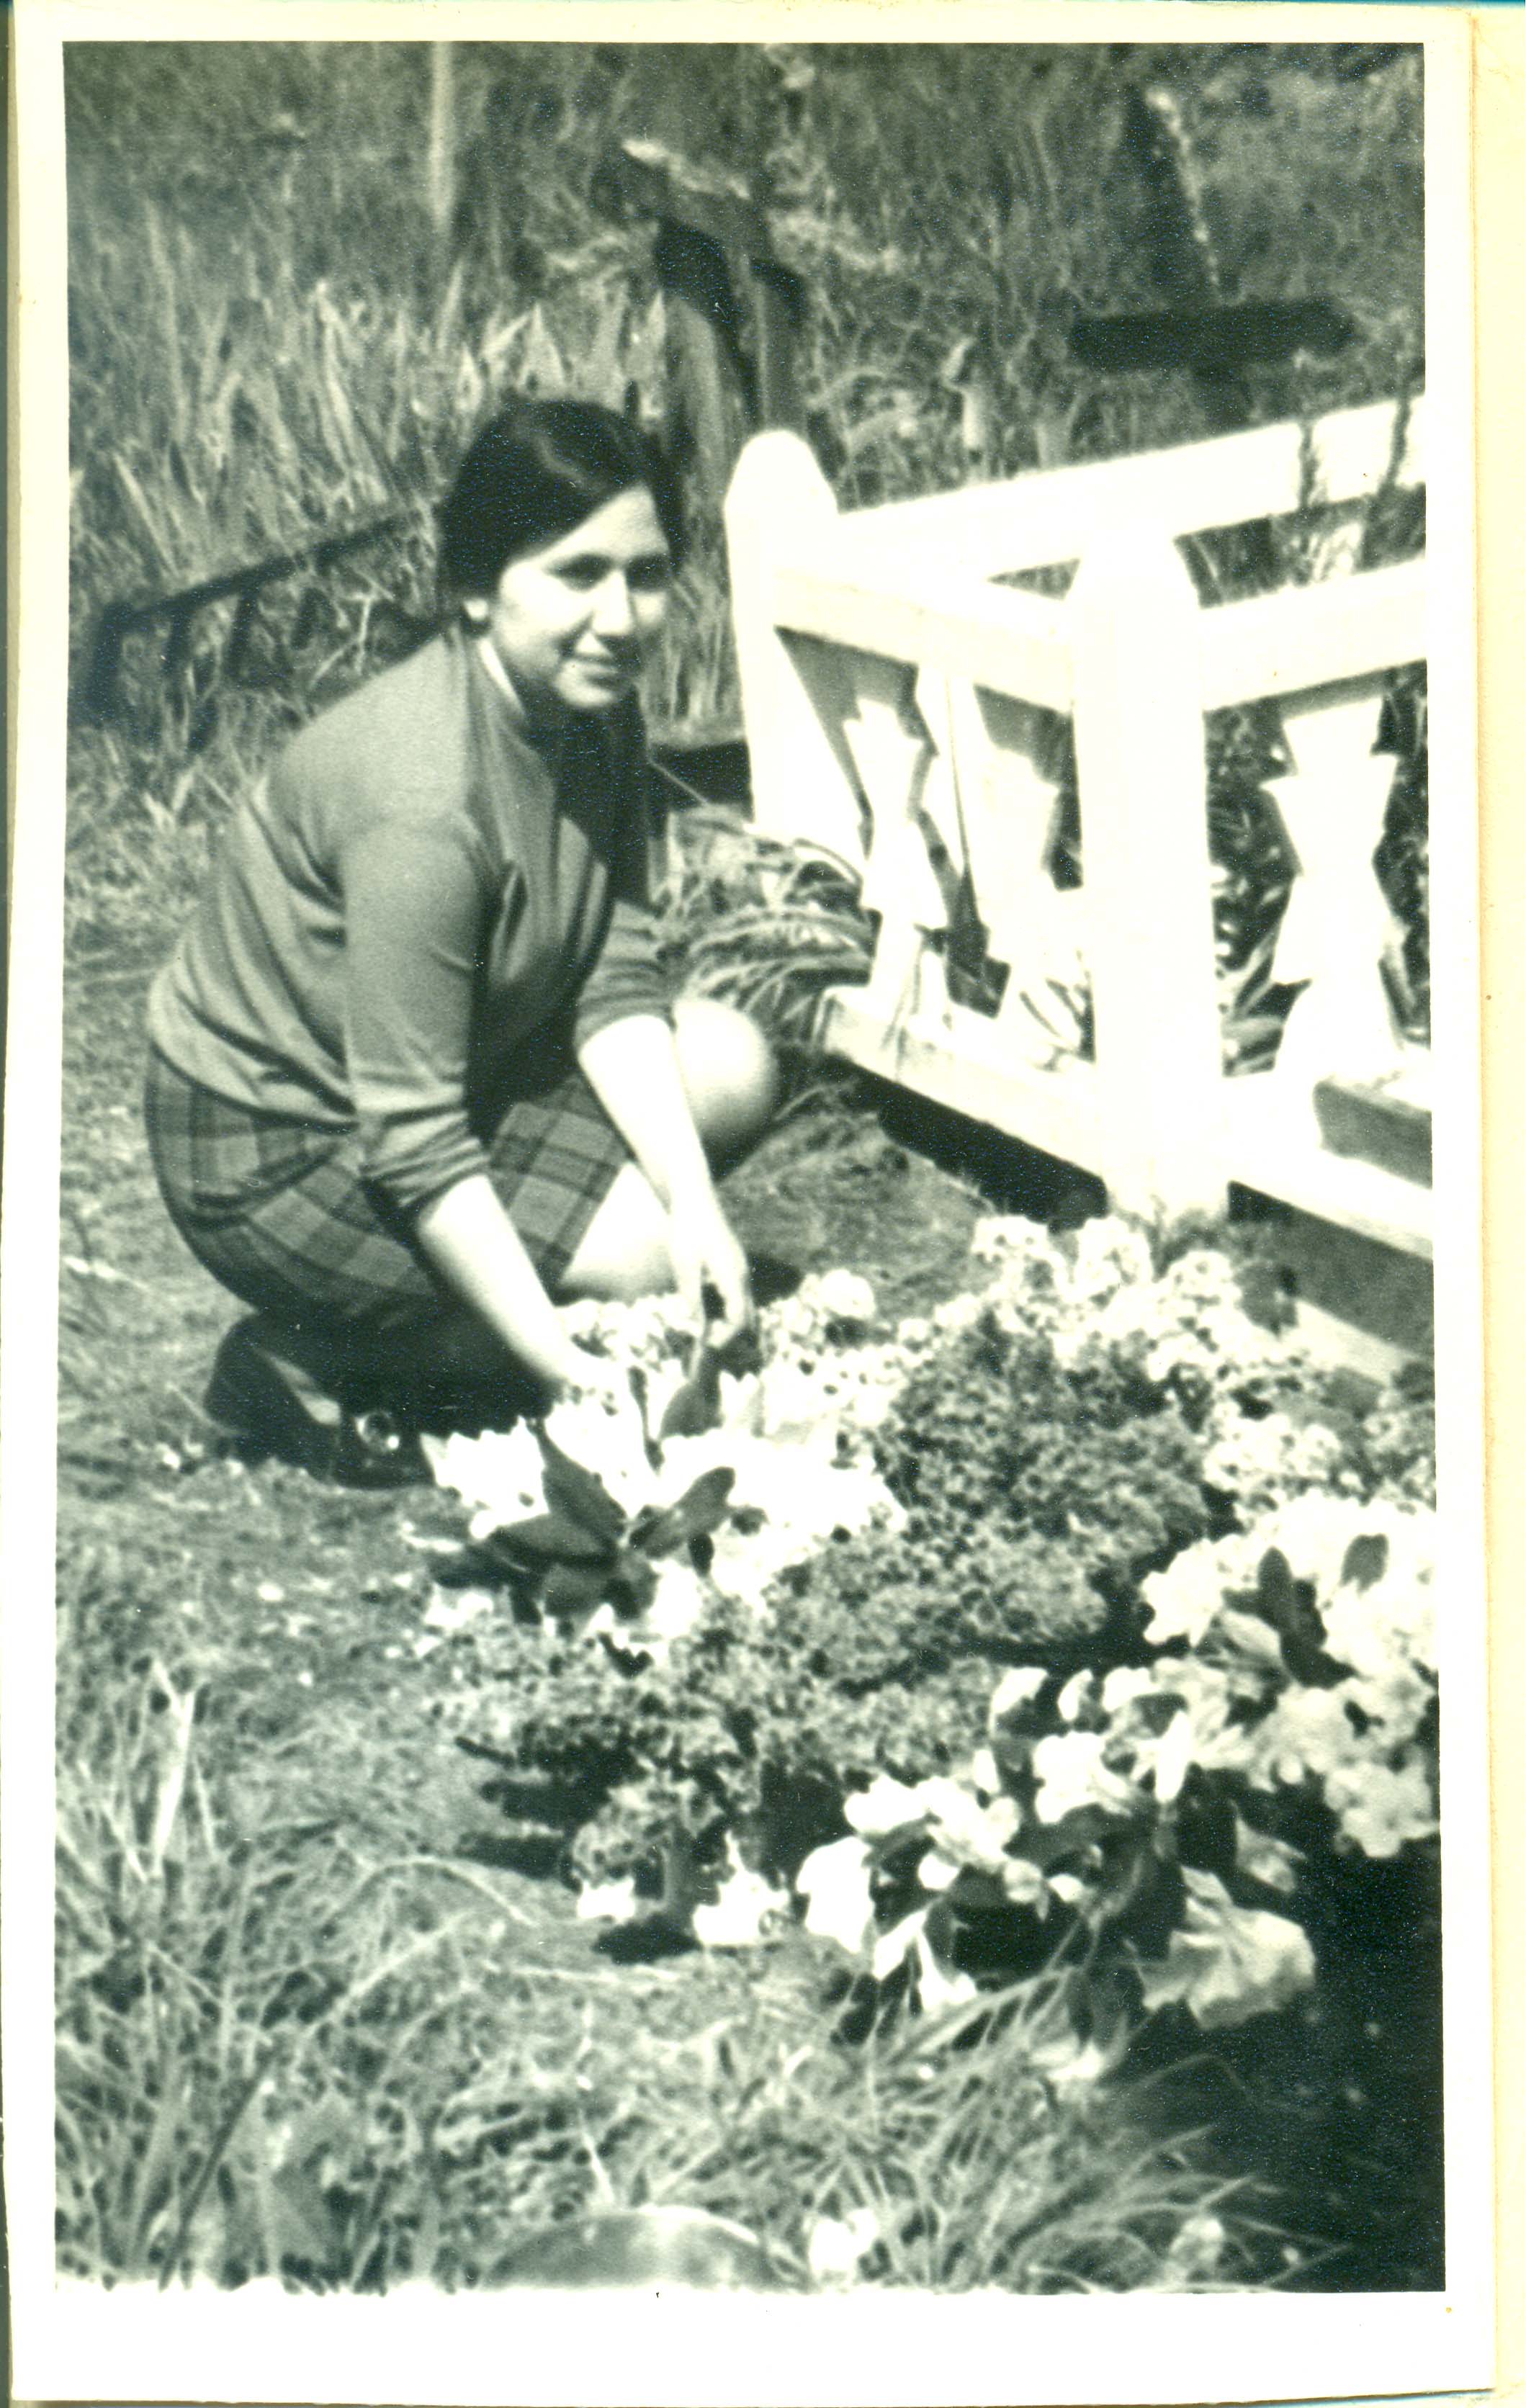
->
<box><xmin>428</xmin><ymin>1216</ymin><xmax>1437</xmax><ymax>2082</ymax></box>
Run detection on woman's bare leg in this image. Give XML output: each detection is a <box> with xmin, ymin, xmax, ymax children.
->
<box><xmin>560</xmin><ymin>999</ymin><xmax>777</xmax><ymax>1304</ymax></box>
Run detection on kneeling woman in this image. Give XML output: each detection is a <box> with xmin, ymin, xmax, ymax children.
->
<box><xmin>145</xmin><ymin>397</ymin><xmax>776</xmax><ymax>1483</ymax></box>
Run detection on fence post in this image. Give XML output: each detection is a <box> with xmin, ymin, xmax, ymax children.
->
<box><xmin>1069</xmin><ymin>525</ymin><xmax>1226</xmax><ymax>1224</ymax></box>
<box><xmin>724</xmin><ymin>433</ymin><xmax>866</xmax><ymax>868</ymax></box>
<box><xmin>426</xmin><ymin>45</ymin><xmax>457</xmax><ymax>262</ymax></box>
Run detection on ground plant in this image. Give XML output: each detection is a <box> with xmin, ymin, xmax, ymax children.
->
<box><xmin>54</xmin><ymin>40</ymin><xmax>1438</xmax><ymax>2296</ymax></box>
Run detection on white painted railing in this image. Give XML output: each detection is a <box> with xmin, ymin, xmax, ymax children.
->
<box><xmin>724</xmin><ymin>398</ymin><xmax>1429</xmax><ymax>1260</ymax></box>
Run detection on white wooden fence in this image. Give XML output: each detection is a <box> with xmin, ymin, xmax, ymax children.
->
<box><xmin>724</xmin><ymin>397</ymin><xmax>1430</xmax><ymax>1277</ymax></box>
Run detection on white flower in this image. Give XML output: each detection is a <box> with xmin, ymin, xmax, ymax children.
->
<box><xmin>968</xmin><ymin>1746</ymin><xmax>1001</xmax><ymax>1796</ymax></box>
<box><xmin>924</xmin><ymin>1782</ymin><xmax>1019</xmax><ymax>1870</ymax></box>
<box><xmin>1101</xmin><ymin>1666</ymin><xmax>1154</xmax><ymax>1714</ymax></box>
<box><xmin>1027</xmin><ymin>2026</ymin><xmax>1121</xmax><ymax>2088</ymax></box>
<box><xmin>1056</xmin><ymin>1671</ymin><xmax>1095</xmax><ymax>1724</ymax></box>
<box><xmin>1149</xmin><ymin>1658</ymin><xmax>1257</xmax><ymax>1776</ymax></box>
<box><xmin>427</xmin><ymin>1421</ymin><xmax>546</xmax><ymax>1523</ymax></box>
<box><xmin>420</xmin><ymin>1586</ymin><xmax>495</xmax><ymax>1635</ymax></box>
<box><xmin>575</xmin><ymin>1877</ymin><xmax>639</xmax><ymax>1923</ymax></box>
<box><xmin>1203</xmin><ymin>1411</ymin><xmax>1348</xmax><ymax>1514</ymax></box>
<box><xmin>1142</xmin><ymin>1545</ymin><xmax>1232</xmax><ymax>1648</ymax></box>
<box><xmin>1235</xmin><ymin>1820</ymin><xmax>1301</xmax><ymax>1894</ymax></box>
<box><xmin>692</xmin><ymin>1841</ymin><xmax>789</xmax><ymax>1949</ymax></box>
<box><xmin>918</xmin><ymin>1848</ymin><xmax>960</xmax><ymax>1893</ymax></box>
<box><xmin>542</xmin><ymin>1388</ymin><xmax>652</xmax><ymax>1516</ymax></box>
<box><xmin>872</xmin><ymin>1907</ymin><xmax>928</xmax><ymax>1980</ymax></box>
<box><xmin>1142</xmin><ymin>1708</ymin><xmax>1195</xmax><ymax>1805</ymax></box>
<box><xmin>1138</xmin><ymin>1871</ymin><xmax>1316</xmax><ymax>2028</ymax></box>
<box><xmin>1070</xmin><ymin>1218</ymin><xmax>1154</xmax><ymax>1307</ymax></box>
<box><xmin>1160</xmin><ymin>2211</ymin><xmax>1229</xmax><ymax>2285</ymax></box>
<box><xmin>1323</xmin><ymin>1754</ymin><xmax>1436</xmax><ymax>1857</ymax></box>
<box><xmin>623</xmin><ymin>1558</ymin><xmax>710</xmax><ymax>1659</ymax></box>
<box><xmin>971</xmin><ymin>1213</ymin><xmax>1040</xmax><ymax>1264</ymax></box>
<box><xmin>812</xmin><ymin>1268</ymin><xmax>877</xmax><ymax>1323</ymax></box>
<box><xmin>807</xmin><ymin>2207</ymin><xmax>880</xmax><ymax>2288</ymax></box>
<box><xmin>796</xmin><ymin>1836</ymin><xmax>876</xmax><ymax>1953</ymax></box>
<box><xmin>1031</xmin><ymin>1730</ymin><xmax>1142</xmax><ymax>1823</ymax></box>
<box><xmin>845</xmin><ymin>1775</ymin><xmax>934</xmax><ymax>1836</ymax></box>
<box><xmin>988</xmin><ymin>1666</ymin><xmax>1048</xmax><ymax>1725</ymax></box>
<box><xmin>716</xmin><ymin>1367</ymin><xmax>765</xmax><ymax>1434</ymax></box>
<box><xmin>1323</xmin><ymin>1552</ymin><xmax>1436</xmax><ymax>1689</ymax></box>
<box><xmin>912</xmin><ymin>1928</ymin><xmax>979</xmax><ymax>2013</ymax></box>
<box><xmin>636</xmin><ymin>1354</ymin><xmax>692</xmax><ymax>1442</ymax></box>
<box><xmin>1253</xmin><ymin>1685</ymin><xmax>1357</xmax><ymax>1785</ymax></box>
<box><xmin>1000</xmin><ymin>1855</ymin><xmax>1055</xmax><ymax>1912</ymax></box>
<box><xmin>704</xmin><ymin>1521</ymin><xmax>792</xmax><ymax>1613</ymax></box>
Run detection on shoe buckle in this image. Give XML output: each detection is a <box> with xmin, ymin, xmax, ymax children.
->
<box><xmin>352</xmin><ymin>1409</ymin><xmax>406</xmax><ymax>1457</ymax></box>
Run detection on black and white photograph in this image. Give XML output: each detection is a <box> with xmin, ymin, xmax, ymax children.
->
<box><xmin>1</xmin><ymin>4</ymin><xmax>1499</xmax><ymax>2401</ymax></box>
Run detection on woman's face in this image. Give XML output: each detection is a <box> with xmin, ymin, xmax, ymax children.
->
<box><xmin>469</xmin><ymin>485</ymin><xmax>672</xmax><ymax>718</ymax></box>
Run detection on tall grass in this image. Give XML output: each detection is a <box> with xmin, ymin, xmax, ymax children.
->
<box><xmin>68</xmin><ymin>42</ymin><xmax>1424</xmax><ymax>633</ymax></box>
<box><xmin>55</xmin><ymin>1593</ymin><xmax>1265</xmax><ymax>2292</ymax></box>
<box><xmin>66</xmin><ymin>41</ymin><xmax>1427</xmax><ymax>1006</ymax></box>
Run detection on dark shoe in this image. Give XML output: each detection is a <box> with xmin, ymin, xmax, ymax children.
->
<box><xmin>204</xmin><ymin>1319</ymin><xmax>430</xmax><ymax>1490</ymax></box>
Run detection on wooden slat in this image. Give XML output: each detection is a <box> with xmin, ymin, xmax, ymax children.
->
<box><xmin>1070</xmin><ymin>526</ymin><xmax>1226</xmax><ymax>1224</ymax></box>
<box><xmin>820</xmin><ymin>991</ymin><xmax>1105</xmax><ymax>1171</ymax></box>
<box><xmin>726</xmin><ymin>433</ymin><xmax>868</xmax><ymax>859</ymax></box>
<box><xmin>769</xmin><ymin>556</ymin><xmax>1073</xmax><ymax>714</ymax></box>
<box><xmin>766</xmin><ymin>534</ymin><xmax>1424</xmax><ymax>729</ymax></box>
<box><xmin>846</xmin><ymin>395</ymin><xmax>1425</xmax><ymax>577</ymax></box>
<box><xmin>1222</xmin><ymin>1078</ymin><xmax>1433</xmax><ymax>1258</ymax></box>
<box><xmin>1197</xmin><ymin>558</ymin><xmax>1426</xmax><ymax>709</ymax></box>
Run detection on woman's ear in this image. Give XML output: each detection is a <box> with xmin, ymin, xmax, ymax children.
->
<box><xmin>462</xmin><ymin>597</ymin><xmax>490</xmax><ymax>626</ymax></box>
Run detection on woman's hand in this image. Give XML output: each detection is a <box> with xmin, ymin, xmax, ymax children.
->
<box><xmin>668</xmin><ymin>1189</ymin><xmax>753</xmax><ymax>1349</ymax></box>
<box><xmin>576</xmin><ymin>1015</ymin><xmax>755</xmax><ymax>1347</ymax></box>
<box><xmin>551</xmin><ymin>1343</ymin><xmax>637</xmax><ymax>1407</ymax></box>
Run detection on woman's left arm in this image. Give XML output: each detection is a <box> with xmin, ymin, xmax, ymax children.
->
<box><xmin>575</xmin><ymin>1012</ymin><xmax>751</xmax><ymax>1343</ymax></box>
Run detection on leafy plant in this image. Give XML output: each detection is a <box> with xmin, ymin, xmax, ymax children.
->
<box><xmin>794</xmin><ymin>1491</ymin><xmax>1437</xmax><ymax>2040</ymax></box>
<box><xmin>657</xmin><ymin>807</ymin><xmax>875</xmax><ymax>1052</ymax></box>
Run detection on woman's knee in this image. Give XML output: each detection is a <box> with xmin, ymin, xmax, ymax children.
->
<box><xmin>672</xmin><ymin>996</ymin><xmax>778</xmax><ymax>1165</ymax></box>
<box><xmin>559</xmin><ymin>1162</ymin><xmax>675</xmax><ymax>1304</ymax></box>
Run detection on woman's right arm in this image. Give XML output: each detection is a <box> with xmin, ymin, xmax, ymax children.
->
<box><xmin>413</xmin><ymin>1173</ymin><xmax>600</xmax><ymax>1397</ymax></box>
<box><xmin>341</xmin><ymin>813</ymin><xmax>611</xmax><ymax>1401</ymax></box>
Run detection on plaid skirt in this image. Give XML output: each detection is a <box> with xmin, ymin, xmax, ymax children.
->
<box><xmin>144</xmin><ymin>1043</ymin><xmax>630</xmax><ymax>1356</ymax></box>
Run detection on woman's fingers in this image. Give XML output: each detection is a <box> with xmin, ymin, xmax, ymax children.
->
<box><xmin>562</xmin><ymin>1345</ymin><xmax>635</xmax><ymax>1403</ymax></box>
<box><xmin>701</xmin><ymin>1225</ymin><xmax>753</xmax><ymax>1349</ymax></box>
<box><xmin>670</xmin><ymin>1198</ymin><xmax>751</xmax><ymax>1346</ymax></box>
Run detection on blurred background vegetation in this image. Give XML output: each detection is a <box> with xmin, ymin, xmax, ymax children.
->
<box><xmin>65</xmin><ymin>40</ymin><xmax>1427</xmax><ymax>1036</ymax></box>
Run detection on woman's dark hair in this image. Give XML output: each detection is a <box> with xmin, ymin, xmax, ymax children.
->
<box><xmin>438</xmin><ymin>396</ymin><xmax>686</xmax><ymax>605</ymax></box>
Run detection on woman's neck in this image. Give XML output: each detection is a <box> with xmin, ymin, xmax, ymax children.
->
<box><xmin>471</xmin><ymin>632</ymin><xmax>575</xmax><ymax>742</ymax></box>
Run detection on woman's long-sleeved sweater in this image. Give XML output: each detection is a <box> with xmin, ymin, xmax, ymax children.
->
<box><xmin>147</xmin><ymin>630</ymin><xmax>669</xmax><ymax>1217</ymax></box>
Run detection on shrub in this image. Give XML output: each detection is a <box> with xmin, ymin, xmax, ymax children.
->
<box><xmin>795</xmin><ymin>1491</ymin><xmax>1439</xmax><ymax>2041</ymax></box>
<box><xmin>433</xmin><ymin>1592</ymin><xmax>1002</xmax><ymax>1892</ymax></box>
<box><xmin>874</xmin><ymin>1313</ymin><xmax>1213</xmax><ymax>1611</ymax></box>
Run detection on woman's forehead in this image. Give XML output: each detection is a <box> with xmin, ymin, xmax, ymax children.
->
<box><xmin>537</xmin><ymin>485</ymin><xmax>668</xmax><ymax>565</ymax></box>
